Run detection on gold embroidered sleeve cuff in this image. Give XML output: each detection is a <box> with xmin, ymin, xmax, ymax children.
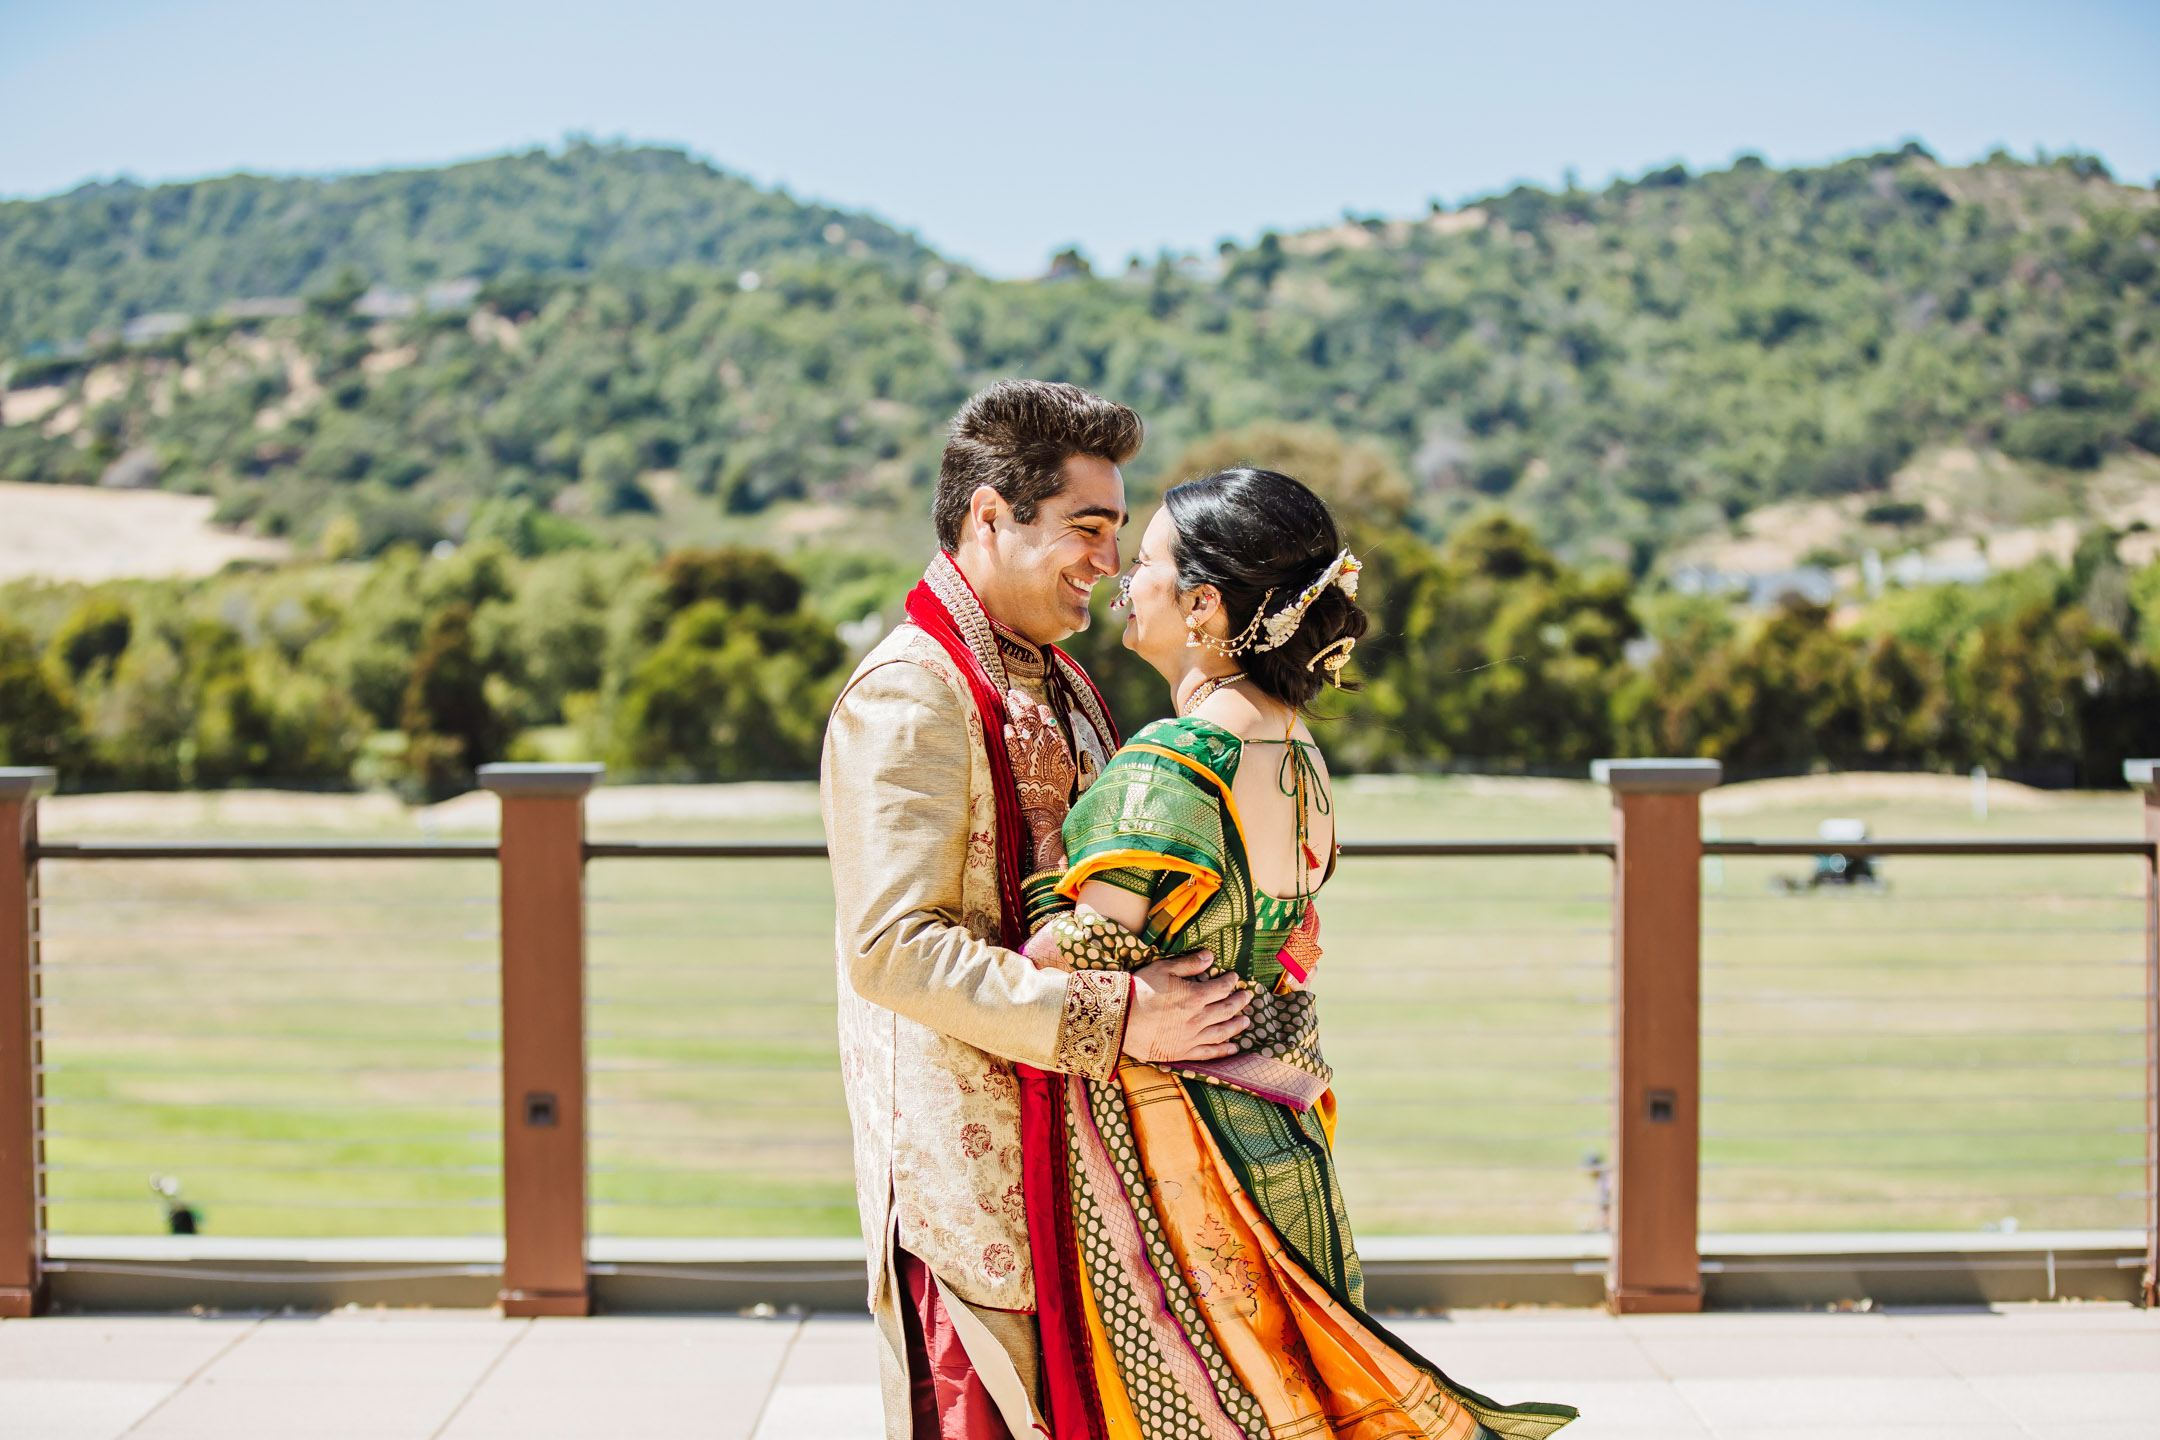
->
<box><xmin>1052</xmin><ymin>969</ymin><xmax>1131</xmax><ymax>1081</ymax></box>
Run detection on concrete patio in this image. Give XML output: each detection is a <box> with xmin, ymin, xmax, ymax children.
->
<box><xmin>3</xmin><ymin>1302</ymin><xmax>2154</xmax><ymax>1440</ymax></box>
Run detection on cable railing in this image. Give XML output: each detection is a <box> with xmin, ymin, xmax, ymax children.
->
<box><xmin>1</xmin><ymin>759</ymin><xmax>2153</xmax><ymax>1318</ymax></box>
<box><xmin>585</xmin><ymin>855</ymin><xmax>855</xmax><ymax>1238</ymax></box>
<box><xmin>1319</xmin><ymin>858</ymin><xmax>1614</xmax><ymax>1236</ymax></box>
<box><xmin>29</xmin><ymin>854</ymin><xmax>501</xmax><ymax>1243</ymax></box>
<box><xmin>1697</xmin><ymin>847</ymin><xmax>2149</xmax><ymax>1236</ymax></box>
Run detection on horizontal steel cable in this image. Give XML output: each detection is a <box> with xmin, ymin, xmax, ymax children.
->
<box><xmin>35</xmin><ymin>1030</ymin><xmax>498</xmax><ymax>1044</ymax></box>
<box><xmin>35</xmin><ymin>996</ymin><xmax>494</xmax><ymax>1008</ymax></box>
<box><xmin>1702</xmin><ymin>1124</ymin><xmax>2139</xmax><ymax>1138</ymax></box>
<box><xmin>1702</xmin><ymin>1190</ymin><xmax>2152</xmax><ymax>1204</ymax></box>
<box><xmin>43</xmin><ymin>1162</ymin><xmax>501</xmax><ymax>1175</ymax></box>
<box><xmin>587</xmin><ymin>1198</ymin><xmax>855</xmax><ymax>1209</ymax></box>
<box><xmin>1704</xmin><ymin>1058</ymin><xmax>2142</xmax><ymax>1070</ymax></box>
<box><xmin>1701</xmin><ymin>1158</ymin><xmax>2141</xmax><ymax>1171</ymax></box>
<box><xmin>43</xmin><ymin>1195</ymin><xmax>498</xmax><ymax>1208</ymax></box>
<box><xmin>35</xmin><ymin>961</ymin><xmax>497</xmax><ymax>974</ymax></box>
<box><xmin>588</xmin><ymin>1099</ymin><xmax>845</xmax><ymax>1109</ymax></box>
<box><xmin>38</xmin><ymin>1130</ymin><xmax>496</xmax><ymax>1144</ymax></box>
<box><xmin>42</xmin><ymin>1097</ymin><xmax>496</xmax><ymax>1109</ymax></box>
<box><xmin>37</xmin><ymin>1062</ymin><xmax>494</xmax><ymax>1074</ymax></box>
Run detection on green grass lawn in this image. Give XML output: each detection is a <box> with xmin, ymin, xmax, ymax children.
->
<box><xmin>31</xmin><ymin>773</ymin><xmax>2151</xmax><ymax>1241</ymax></box>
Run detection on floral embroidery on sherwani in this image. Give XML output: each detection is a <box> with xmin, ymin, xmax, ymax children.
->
<box><xmin>832</xmin><ymin>626</ymin><xmax>1035</xmax><ymax>1310</ymax></box>
<box><xmin>824</xmin><ymin>610</ymin><xmax>1117</xmax><ymax>1315</ymax></box>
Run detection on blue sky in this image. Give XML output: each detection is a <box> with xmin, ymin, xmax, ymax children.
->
<box><xmin>3</xmin><ymin>0</ymin><xmax>2155</xmax><ymax>276</ymax></box>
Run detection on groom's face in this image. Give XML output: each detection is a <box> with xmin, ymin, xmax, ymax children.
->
<box><xmin>970</xmin><ymin>455</ymin><xmax>1127</xmax><ymax>644</ymax></box>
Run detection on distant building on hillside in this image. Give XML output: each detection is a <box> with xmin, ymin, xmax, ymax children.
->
<box><xmin>353</xmin><ymin>286</ymin><xmax>419</xmax><ymax>319</ymax></box>
<box><xmin>350</xmin><ymin>278</ymin><xmax>480</xmax><ymax>318</ymax></box>
<box><xmin>423</xmin><ymin>278</ymin><xmax>482</xmax><ymax>312</ymax></box>
<box><xmin>224</xmin><ymin>297</ymin><xmax>304</xmax><ymax>320</ymax></box>
<box><xmin>1677</xmin><ymin>544</ymin><xmax>1997</xmax><ymax>608</ymax></box>
<box><xmin>1886</xmin><ymin>545</ymin><xmax>1991</xmax><ymax>587</ymax></box>
<box><xmin>1670</xmin><ymin>565</ymin><xmax>1837</xmax><ymax>608</ymax></box>
<box><xmin>121</xmin><ymin>312</ymin><xmax>191</xmax><ymax>344</ymax></box>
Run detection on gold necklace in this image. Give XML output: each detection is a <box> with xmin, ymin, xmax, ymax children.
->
<box><xmin>1179</xmin><ymin>672</ymin><xmax>1245</xmax><ymax>717</ymax></box>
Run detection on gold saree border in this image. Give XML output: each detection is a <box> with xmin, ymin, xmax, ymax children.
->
<box><xmin>1118</xmin><ymin>1066</ymin><xmax>1486</xmax><ymax>1440</ymax></box>
<box><xmin>1055</xmin><ymin>849</ymin><xmax>1222</xmax><ymax>940</ymax></box>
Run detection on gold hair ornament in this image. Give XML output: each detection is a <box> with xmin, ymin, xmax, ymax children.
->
<box><xmin>1252</xmin><ymin>549</ymin><xmax>1362</xmax><ymax>655</ymax></box>
<box><xmin>1307</xmin><ymin>636</ymin><xmax>1357</xmax><ymax>683</ymax></box>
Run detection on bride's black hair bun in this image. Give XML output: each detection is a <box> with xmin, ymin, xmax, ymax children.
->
<box><xmin>1163</xmin><ymin>467</ymin><xmax>1369</xmax><ymax>710</ymax></box>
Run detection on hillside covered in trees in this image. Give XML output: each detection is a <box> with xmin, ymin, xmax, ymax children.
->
<box><xmin>3</xmin><ymin>141</ymin><xmax>2159</xmax><ymax>791</ymax></box>
<box><xmin>0</xmin><ymin>142</ymin><xmax>934</xmax><ymax>353</ymax></box>
<box><xmin>4</xmin><ymin>141</ymin><xmax>2156</xmax><ymax>568</ymax></box>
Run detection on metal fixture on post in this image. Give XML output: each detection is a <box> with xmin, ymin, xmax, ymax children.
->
<box><xmin>1592</xmin><ymin>758</ymin><xmax>1721</xmax><ymax>1314</ymax></box>
<box><xmin>479</xmin><ymin>762</ymin><xmax>604</xmax><ymax>1317</ymax></box>
<box><xmin>2127</xmin><ymin>759</ymin><xmax>2159</xmax><ymax>1309</ymax></box>
<box><xmin>0</xmin><ymin>768</ymin><xmax>56</xmax><ymax>1318</ymax></box>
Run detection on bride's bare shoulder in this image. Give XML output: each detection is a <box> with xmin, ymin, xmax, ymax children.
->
<box><xmin>1188</xmin><ymin>685</ymin><xmax>1323</xmax><ymax>755</ymax></box>
<box><xmin>1187</xmin><ymin>684</ymin><xmax>1273</xmax><ymax>739</ymax></box>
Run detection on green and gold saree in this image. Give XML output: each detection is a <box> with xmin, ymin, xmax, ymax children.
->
<box><xmin>1026</xmin><ymin>716</ymin><xmax>1576</xmax><ymax>1440</ymax></box>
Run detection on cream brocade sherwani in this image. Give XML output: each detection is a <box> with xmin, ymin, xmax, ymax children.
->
<box><xmin>821</xmin><ymin>555</ymin><xmax>1124</xmax><ymax>1438</ymax></box>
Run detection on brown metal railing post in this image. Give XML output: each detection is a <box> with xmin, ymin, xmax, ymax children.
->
<box><xmin>479</xmin><ymin>762</ymin><xmax>603</xmax><ymax>1317</ymax></box>
<box><xmin>0</xmin><ymin>768</ymin><xmax>55</xmax><ymax>1319</ymax></box>
<box><xmin>2128</xmin><ymin>759</ymin><xmax>2159</xmax><ymax>1308</ymax></box>
<box><xmin>1593</xmin><ymin>758</ymin><xmax>1721</xmax><ymax>1314</ymax></box>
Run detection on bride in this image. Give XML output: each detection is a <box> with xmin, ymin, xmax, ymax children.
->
<box><xmin>1008</xmin><ymin>467</ymin><xmax>1575</xmax><ymax>1440</ymax></box>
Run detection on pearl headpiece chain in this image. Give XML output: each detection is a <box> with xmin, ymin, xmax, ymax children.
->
<box><xmin>1178</xmin><ymin>547</ymin><xmax>1363</xmax><ymax>666</ymax></box>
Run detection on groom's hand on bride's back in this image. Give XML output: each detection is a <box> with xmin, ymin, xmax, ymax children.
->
<box><xmin>1124</xmin><ymin>951</ymin><xmax>1253</xmax><ymax>1063</ymax></box>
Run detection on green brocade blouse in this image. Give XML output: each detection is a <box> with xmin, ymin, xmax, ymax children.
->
<box><xmin>1052</xmin><ymin>715</ymin><xmax>1313</xmax><ymax>991</ymax></box>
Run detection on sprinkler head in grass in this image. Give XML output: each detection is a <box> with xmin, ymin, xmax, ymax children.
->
<box><xmin>152</xmin><ymin>1174</ymin><xmax>202</xmax><ymax>1235</ymax></box>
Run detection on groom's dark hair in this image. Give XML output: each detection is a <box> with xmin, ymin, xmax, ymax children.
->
<box><xmin>934</xmin><ymin>380</ymin><xmax>1143</xmax><ymax>550</ymax></box>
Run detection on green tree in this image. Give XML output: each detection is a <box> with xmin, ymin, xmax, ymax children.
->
<box><xmin>1350</xmin><ymin>513</ymin><xmax>1636</xmax><ymax>766</ymax></box>
<box><xmin>188</xmin><ymin>652</ymin><xmax>363</xmax><ymax>788</ymax></box>
<box><xmin>648</xmin><ymin>546</ymin><xmax>805</xmax><ymax>632</ymax></box>
<box><xmin>1851</xmin><ymin>633</ymin><xmax>1950</xmax><ymax>765</ymax></box>
<box><xmin>476</xmin><ymin>549</ymin><xmax>632</xmax><ymax>726</ymax></box>
<box><xmin>1614</xmin><ymin>601</ymin><xmax>1865</xmax><ymax>772</ymax></box>
<box><xmin>51</xmin><ymin>596</ymin><xmax>134</xmax><ymax>686</ymax></box>
<box><xmin>580</xmin><ymin>432</ymin><xmax>651</xmax><ymax>514</ymax></box>
<box><xmin>0</xmin><ymin>620</ymin><xmax>87</xmax><ymax>770</ymax></box>
<box><xmin>87</xmin><ymin>633</ymin><xmax>193</xmax><ymax>787</ymax></box>
<box><xmin>608</xmin><ymin>600</ymin><xmax>837</xmax><ymax>778</ymax></box>
<box><xmin>1943</xmin><ymin>602</ymin><xmax>2090</xmax><ymax>773</ymax></box>
<box><xmin>401</xmin><ymin>605</ymin><xmax>509</xmax><ymax>798</ymax></box>
<box><xmin>1999</xmin><ymin>409</ymin><xmax>2119</xmax><ymax>470</ymax></box>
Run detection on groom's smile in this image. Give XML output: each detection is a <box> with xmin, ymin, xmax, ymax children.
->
<box><xmin>955</xmin><ymin>452</ymin><xmax>1128</xmax><ymax>646</ymax></box>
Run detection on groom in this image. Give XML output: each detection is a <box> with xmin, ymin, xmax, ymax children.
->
<box><xmin>822</xmin><ymin>380</ymin><xmax>1252</xmax><ymax>1439</ymax></box>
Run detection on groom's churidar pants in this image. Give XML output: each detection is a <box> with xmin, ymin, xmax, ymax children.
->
<box><xmin>882</xmin><ymin>1246</ymin><xmax>1042</xmax><ymax>1440</ymax></box>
